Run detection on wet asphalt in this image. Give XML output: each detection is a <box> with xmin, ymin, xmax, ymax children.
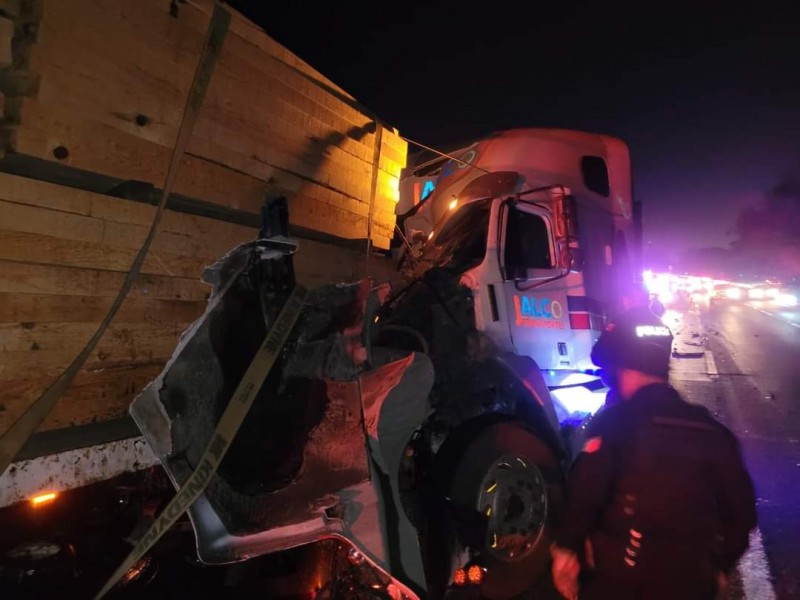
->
<box><xmin>671</xmin><ymin>300</ymin><xmax>800</xmax><ymax>599</ymax></box>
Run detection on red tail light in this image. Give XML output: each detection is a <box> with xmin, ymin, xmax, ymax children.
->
<box><xmin>467</xmin><ymin>564</ymin><xmax>485</xmax><ymax>585</ymax></box>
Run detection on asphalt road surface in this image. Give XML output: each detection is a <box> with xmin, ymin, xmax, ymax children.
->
<box><xmin>669</xmin><ymin>299</ymin><xmax>800</xmax><ymax>599</ymax></box>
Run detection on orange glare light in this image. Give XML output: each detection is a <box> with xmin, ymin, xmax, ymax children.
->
<box><xmin>453</xmin><ymin>567</ymin><xmax>467</xmax><ymax>586</ymax></box>
<box><xmin>30</xmin><ymin>491</ymin><xmax>58</xmax><ymax>507</ymax></box>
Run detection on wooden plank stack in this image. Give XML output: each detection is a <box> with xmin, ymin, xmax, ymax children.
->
<box><xmin>2</xmin><ymin>0</ymin><xmax>406</xmax><ymax>248</ymax></box>
<box><xmin>0</xmin><ymin>0</ymin><xmax>407</xmax><ymax>435</ymax></box>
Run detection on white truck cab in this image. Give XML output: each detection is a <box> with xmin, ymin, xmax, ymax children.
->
<box><xmin>397</xmin><ymin>129</ymin><xmax>642</xmax><ymax>420</ymax></box>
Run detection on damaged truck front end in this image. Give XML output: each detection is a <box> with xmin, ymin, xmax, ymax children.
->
<box><xmin>130</xmin><ymin>202</ymin><xmax>567</xmax><ymax>600</ymax></box>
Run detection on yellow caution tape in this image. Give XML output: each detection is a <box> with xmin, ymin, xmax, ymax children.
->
<box><xmin>94</xmin><ymin>284</ymin><xmax>307</xmax><ymax>599</ymax></box>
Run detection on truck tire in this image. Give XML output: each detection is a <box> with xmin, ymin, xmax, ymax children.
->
<box><xmin>449</xmin><ymin>422</ymin><xmax>563</xmax><ymax>599</ymax></box>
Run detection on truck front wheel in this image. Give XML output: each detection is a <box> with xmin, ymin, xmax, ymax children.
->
<box><xmin>449</xmin><ymin>422</ymin><xmax>563</xmax><ymax>599</ymax></box>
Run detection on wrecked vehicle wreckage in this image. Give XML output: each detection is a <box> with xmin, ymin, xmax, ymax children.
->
<box><xmin>130</xmin><ymin>201</ymin><xmax>568</xmax><ymax>600</ymax></box>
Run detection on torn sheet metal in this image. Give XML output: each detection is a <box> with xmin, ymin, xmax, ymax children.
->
<box><xmin>131</xmin><ymin>243</ymin><xmax>373</xmax><ymax>553</ymax></box>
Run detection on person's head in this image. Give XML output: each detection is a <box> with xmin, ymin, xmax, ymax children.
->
<box><xmin>591</xmin><ymin>305</ymin><xmax>673</xmax><ymax>400</ymax></box>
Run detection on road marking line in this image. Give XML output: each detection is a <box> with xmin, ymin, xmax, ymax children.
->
<box><xmin>758</xmin><ymin>310</ymin><xmax>774</xmax><ymax>317</ymax></box>
<box><xmin>705</xmin><ymin>350</ymin><xmax>718</xmax><ymax>377</ymax></box>
<box><xmin>740</xmin><ymin>528</ymin><xmax>776</xmax><ymax>600</ymax></box>
<box><xmin>790</xmin><ymin>322</ymin><xmax>800</xmax><ymax>329</ymax></box>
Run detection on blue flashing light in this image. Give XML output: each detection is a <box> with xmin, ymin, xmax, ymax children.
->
<box><xmin>560</xmin><ymin>415</ymin><xmax>586</xmax><ymax>430</ymax></box>
<box><xmin>551</xmin><ymin>386</ymin><xmax>606</xmax><ymax>420</ymax></box>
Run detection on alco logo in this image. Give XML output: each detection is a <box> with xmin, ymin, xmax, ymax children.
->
<box><xmin>513</xmin><ymin>295</ymin><xmax>565</xmax><ymax>329</ymax></box>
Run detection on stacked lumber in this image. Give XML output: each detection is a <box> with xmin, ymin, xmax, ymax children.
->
<box><xmin>0</xmin><ymin>0</ymin><xmax>17</xmax><ymax>140</ymax></box>
<box><xmin>0</xmin><ymin>172</ymin><xmax>368</xmax><ymax>432</ymax></box>
<box><xmin>0</xmin><ymin>0</ymin><xmax>407</xmax><ymax>434</ymax></box>
<box><xmin>0</xmin><ymin>0</ymin><xmax>405</xmax><ymax>249</ymax></box>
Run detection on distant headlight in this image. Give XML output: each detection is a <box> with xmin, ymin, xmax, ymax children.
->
<box><xmin>765</xmin><ymin>288</ymin><xmax>780</xmax><ymax>299</ymax></box>
<box><xmin>775</xmin><ymin>293</ymin><xmax>798</xmax><ymax>307</ymax></box>
<box><xmin>725</xmin><ymin>287</ymin><xmax>743</xmax><ymax>300</ymax></box>
<box><xmin>748</xmin><ymin>288</ymin><xmax>765</xmax><ymax>300</ymax></box>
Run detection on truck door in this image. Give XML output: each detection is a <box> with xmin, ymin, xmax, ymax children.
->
<box><xmin>495</xmin><ymin>200</ymin><xmax>574</xmax><ymax>370</ymax></box>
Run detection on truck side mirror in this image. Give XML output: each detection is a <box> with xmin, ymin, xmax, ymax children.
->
<box><xmin>555</xmin><ymin>194</ymin><xmax>580</xmax><ymax>271</ymax></box>
<box><xmin>563</xmin><ymin>195</ymin><xmax>579</xmax><ymax>239</ymax></box>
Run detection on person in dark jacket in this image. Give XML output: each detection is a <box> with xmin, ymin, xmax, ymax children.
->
<box><xmin>550</xmin><ymin>306</ymin><xmax>757</xmax><ymax>600</ymax></box>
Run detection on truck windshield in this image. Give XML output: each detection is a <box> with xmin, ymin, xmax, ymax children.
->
<box><xmin>504</xmin><ymin>205</ymin><xmax>552</xmax><ymax>275</ymax></box>
<box><xmin>430</xmin><ymin>198</ymin><xmax>491</xmax><ymax>270</ymax></box>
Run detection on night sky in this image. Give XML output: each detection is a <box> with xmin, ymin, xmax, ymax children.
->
<box><xmin>229</xmin><ymin>0</ymin><xmax>799</xmax><ymax>266</ymax></box>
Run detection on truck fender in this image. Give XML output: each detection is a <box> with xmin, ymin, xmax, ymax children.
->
<box><xmin>494</xmin><ymin>353</ymin><xmax>567</xmax><ymax>457</ymax></box>
<box><xmin>358</xmin><ymin>349</ymin><xmax>434</xmax><ymax>597</ymax></box>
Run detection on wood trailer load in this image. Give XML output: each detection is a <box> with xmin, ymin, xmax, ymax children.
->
<box><xmin>0</xmin><ymin>0</ymin><xmax>407</xmax><ymax>504</ymax></box>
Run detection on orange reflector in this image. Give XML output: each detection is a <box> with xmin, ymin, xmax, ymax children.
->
<box><xmin>467</xmin><ymin>564</ymin><xmax>485</xmax><ymax>585</ymax></box>
<box><xmin>121</xmin><ymin>557</ymin><xmax>150</xmax><ymax>584</ymax></box>
<box><xmin>453</xmin><ymin>567</ymin><xmax>467</xmax><ymax>586</ymax></box>
<box><xmin>30</xmin><ymin>491</ymin><xmax>58</xmax><ymax>507</ymax></box>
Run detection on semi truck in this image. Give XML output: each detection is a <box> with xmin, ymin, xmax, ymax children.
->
<box><xmin>395</xmin><ymin>128</ymin><xmax>643</xmax><ymax>421</ymax></box>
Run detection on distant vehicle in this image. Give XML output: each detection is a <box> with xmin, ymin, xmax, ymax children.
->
<box><xmin>709</xmin><ymin>281</ymin><xmax>798</xmax><ymax>308</ymax></box>
<box><xmin>773</xmin><ymin>287</ymin><xmax>798</xmax><ymax>308</ymax></box>
<box><xmin>710</xmin><ymin>282</ymin><xmax>747</xmax><ymax>303</ymax></box>
<box><xmin>746</xmin><ymin>282</ymin><xmax>781</xmax><ymax>301</ymax></box>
